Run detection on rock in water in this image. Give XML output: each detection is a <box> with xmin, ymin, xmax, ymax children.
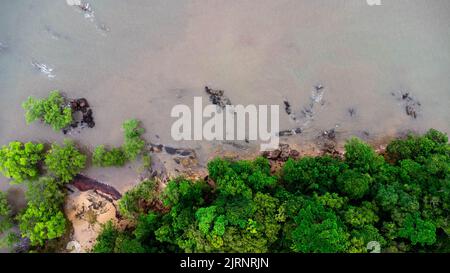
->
<box><xmin>394</xmin><ymin>91</ymin><xmax>421</xmax><ymax>119</ymax></box>
<box><xmin>348</xmin><ymin>107</ymin><xmax>356</xmax><ymax>117</ymax></box>
<box><xmin>205</xmin><ymin>86</ymin><xmax>232</xmax><ymax>109</ymax></box>
<box><xmin>283</xmin><ymin>99</ymin><xmax>292</xmax><ymax>115</ymax></box>
<box><xmin>278</xmin><ymin>128</ymin><xmax>302</xmax><ymax>137</ymax></box>
<box><xmin>66</xmin><ymin>97</ymin><xmax>95</xmax><ymax>133</ymax></box>
<box><xmin>315</xmin><ymin>84</ymin><xmax>324</xmax><ymax>91</ymax></box>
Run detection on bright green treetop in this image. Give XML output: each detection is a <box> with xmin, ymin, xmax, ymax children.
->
<box><xmin>44</xmin><ymin>139</ymin><xmax>86</xmax><ymax>183</ymax></box>
<box><xmin>22</xmin><ymin>90</ymin><xmax>73</xmax><ymax>131</ymax></box>
<box><xmin>0</xmin><ymin>141</ymin><xmax>44</xmax><ymax>183</ymax></box>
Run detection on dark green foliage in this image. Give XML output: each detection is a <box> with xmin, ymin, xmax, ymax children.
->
<box><xmin>0</xmin><ymin>191</ymin><xmax>13</xmax><ymax>234</ymax></box>
<box><xmin>398</xmin><ymin>213</ymin><xmax>437</xmax><ymax>246</ymax></box>
<box><xmin>375</xmin><ymin>184</ymin><xmax>400</xmax><ymax>211</ymax></box>
<box><xmin>343</xmin><ymin>202</ymin><xmax>379</xmax><ymax>228</ymax></box>
<box><xmin>92</xmin><ymin>221</ymin><xmax>119</xmax><ymax>253</ymax></box>
<box><xmin>348</xmin><ymin>225</ymin><xmax>386</xmax><ymax>253</ymax></box>
<box><xmin>114</xmin><ymin>235</ymin><xmax>146</xmax><ymax>253</ymax></box>
<box><xmin>22</xmin><ymin>90</ymin><xmax>73</xmax><ymax>131</ymax></box>
<box><xmin>18</xmin><ymin>176</ymin><xmax>67</xmax><ymax>246</ymax></box>
<box><xmin>207</xmin><ymin>157</ymin><xmax>277</xmax><ymax>198</ymax></box>
<box><xmin>291</xmin><ymin>200</ymin><xmax>349</xmax><ymax>253</ymax></box>
<box><xmin>24</xmin><ymin>176</ymin><xmax>65</xmax><ymax>208</ymax></box>
<box><xmin>344</xmin><ymin>137</ymin><xmax>384</xmax><ymax>174</ymax></box>
<box><xmin>283</xmin><ymin>156</ymin><xmax>347</xmax><ymax>193</ymax></box>
<box><xmin>92</xmin><ymin>145</ymin><xmax>127</xmax><ymax>167</ymax></box>
<box><xmin>0</xmin><ymin>141</ymin><xmax>45</xmax><ymax>183</ymax></box>
<box><xmin>93</xmin><ymin>213</ymin><xmax>175</xmax><ymax>253</ymax></box>
<box><xmin>0</xmin><ymin>232</ymin><xmax>20</xmax><ymax>250</ymax></box>
<box><xmin>118</xmin><ymin>179</ymin><xmax>159</xmax><ymax>220</ymax></box>
<box><xmin>386</xmin><ymin>129</ymin><xmax>449</xmax><ymax>163</ymax></box>
<box><xmin>93</xmin><ymin>129</ymin><xmax>450</xmax><ymax>253</ymax></box>
<box><xmin>207</xmin><ymin>158</ymin><xmax>252</xmax><ymax>198</ymax></box>
<box><xmin>45</xmin><ymin>139</ymin><xmax>86</xmax><ymax>183</ymax></box>
<box><xmin>337</xmin><ymin>169</ymin><xmax>372</xmax><ymax>200</ymax></box>
<box><xmin>18</xmin><ymin>204</ymin><xmax>66</xmax><ymax>246</ymax></box>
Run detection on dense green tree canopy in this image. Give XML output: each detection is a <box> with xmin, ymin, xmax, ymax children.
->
<box><xmin>337</xmin><ymin>169</ymin><xmax>372</xmax><ymax>200</ymax></box>
<box><xmin>291</xmin><ymin>200</ymin><xmax>349</xmax><ymax>253</ymax></box>
<box><xmin>118</xmin><ymin>179</ymin><xmax>159</xmax><ymax>220</ymax></box>
<box><xmin>18</xmin><ymin>176</ymin><xmax>67</xmax><ymax>246</ymax></box>
<box><xmin>88</xmin><ymin>129</ymin><xmax>448</xmax><ymax>253</ymax></box>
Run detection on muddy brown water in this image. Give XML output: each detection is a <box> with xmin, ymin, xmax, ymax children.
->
<box><xmin>1</xmin><ymin>0</ymin><xmax>449</xmax><ymax>197</ymax></box>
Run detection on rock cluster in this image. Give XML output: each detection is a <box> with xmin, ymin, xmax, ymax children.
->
<box><xmin>317</xmin><ymin>128</ymin><xmax>341</xmax><ymax>155</ymax></box>
<box><xmin>401</xmin><ymin>92</ymin><xmax>421</xmax><ymax>119</ymax></box>
<box><xmin>205</xmin><ymin>86</ymin><xmax>232</xmax><ymax>109</ymax></box>
<box><xmin>63</xmin><ymin>98</ymin><xmax>95</xmax><ymax>134</ymax></box>
<box><xmin>262</xmin><ymin>143</ymin><xmax>300</xmax><ymax>161</ymax></box>
<box><xmin>148</xmin><ymin>142</ymin><xmax>201</xmax><ymax>183</ymax></box>
<box><xmin>278</xmin><ymin>128</ymin><xmax>302</xmax><ymax>137</ymax></box>
<box><xmin>392</xmin><ymin>91</ymin><xmax>421</xmax><ymax>119</ymax></box>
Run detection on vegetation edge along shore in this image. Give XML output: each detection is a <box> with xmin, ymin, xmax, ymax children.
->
<box><xmin>0</xmin><ymin>91</ymin><xmax>449</xmax><ymax>253</ymax></box>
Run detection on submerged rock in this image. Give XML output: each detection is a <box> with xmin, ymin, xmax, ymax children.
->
<box><xmin>279</xmin><ymin>84</ymin><xmax>326</xmax><ymax>137</ymax></box>
<box><xmin>278</xmin><ymin>127</ymin><xmax>302</xmax><ymax>137</ymax></box>
<box><xmin>205</xmin><ymin>86</ymin><xmax>232</xmax><ymax>109</ymax></box>
<box><xmin>322</xmin><ymin>128</ymin><xmax>336</xmax><ymax>140</ymax></box>
<box><xmin>163</xmin><ymin>145</ymin><xmax>196</xmax><ymax>157</ymax></box>
<box><xmin>283</xmin><ymin>99</ymin><xmax>293</xmax><ymax>115</ymax></box>
<box><xmin>393</xmin><ymin>91</ymin><xmax>421</xmax><ymax>119</ymax></box>
<box><xmin>283</xmin><ymin>98</ymin><xmax>298</xmax><ymax>121</ymax></box>
<box><xmin>401</xmin><ymin>92</ymin><xmax>420</xmax><ymax>119</ymax></box>
<box><xmin>79</xmin><ymin>2</ymin><xmax>92</xmax><ymax>13</ymax></box>
<box><xmin>315</xmin><ymin>84</ymin><xmax>324</xmax><ymax>91</ymax></box>
<box><xmin>405</xmin><ymin>104</ymin><xmax>417</xmax><ymax>119</ymax></box>
<box><xmin>317</xmin><ymin>128</ymin><xmax>340</xmax><ymax>155</ymax></box>
<box><xmin>348</xmin><ymin>107</ymin><xmax>356</xmax><ymax>117</ymax></box>
<box><xmin>64</xmin><ymin>97</ymin><xmax>95</xmax><ymax>134</ymax></box>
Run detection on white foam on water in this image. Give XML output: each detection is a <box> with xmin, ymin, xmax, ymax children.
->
<box><xmin>31</xmin><ymin>61</ymin><xmax>55</xmax><ymax>79</ymax></box>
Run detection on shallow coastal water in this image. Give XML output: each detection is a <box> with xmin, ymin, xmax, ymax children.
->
<box><xmin>1</xmin><ymin>0</ymin><xmax>449</xmax><ymax>193</ymax></box>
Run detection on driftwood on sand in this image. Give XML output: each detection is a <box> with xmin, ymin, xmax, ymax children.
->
<box><xmin>71</xmin><ymin>174</ymin><xmax>122</xmax><ymax>200</ymax></box>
